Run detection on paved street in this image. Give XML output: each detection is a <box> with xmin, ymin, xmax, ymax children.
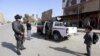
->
<box><xmin>0</xmin><ymin>24</ymin><xmax>100</xmax><ymax>56</ymax></box>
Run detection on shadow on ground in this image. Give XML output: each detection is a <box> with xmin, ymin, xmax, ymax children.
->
<box><xmin>1</xmin><ymin>42</ymin><xmax>17</xmax><ymax>54</ymax></box>
<box><xmin>31</xmin><ymin>33</ymin><xmax>45</xmax><ymax>39</ymax></box>
<box><xmin>31</xmin><ymin>33</ymin><xmax>65</xmax><ymax>43</ymax></box>
<box><xmin>49</xmin><ymin>46</ymin><xmax>84</xmax><ymax>56</ymax></box>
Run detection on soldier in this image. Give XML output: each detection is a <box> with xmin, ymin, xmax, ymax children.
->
<box><xmin>26</xmin><ymin>20</ymin><xmax>32</xmax><ymax>40</ymax></box>
<box><xmin>12</xmin><ymin>14</ymin><xmax>26</xmax><ymax>55</ymax></box>
<box><xmin>44</xmin><ymin>23</ymin><xmax>49</xmax><ymax>40</ymax></box>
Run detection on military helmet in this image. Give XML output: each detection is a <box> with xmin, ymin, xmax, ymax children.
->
<box><xmin>15</xmin><ymin>14</ymin><xmax>22</xmax><ymax>19</ymax></box>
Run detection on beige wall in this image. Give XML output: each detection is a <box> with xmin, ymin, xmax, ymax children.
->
<box><xmin>0</xmin><ymin>13</ymin><xmax>5</xmax><ymax>24</ymax></box>
<box><xmin>63</xmin><ymin>0</ymin><xmax>100</xmax><ymax>15</ymax></box>
<box><xmin>82</xmin><ymin>0</ymin><xmax>99</xmax><ymax>13</ymax></box>
<box><xmin>63</xmin><ymin>5</ymin><xmax>78</xmax><ymax>15</ymax></box>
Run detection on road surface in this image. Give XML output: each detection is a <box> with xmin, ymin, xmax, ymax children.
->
<box><xmin>0</xmin><ymin>24</ymin><xmax>100</xmax><ymax>56</ymax></box>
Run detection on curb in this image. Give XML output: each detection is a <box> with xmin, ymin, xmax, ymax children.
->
<box><xmin>78</xmin><ymin>30</ymin><xmax>100</xmax><ymax>34</ymax></box>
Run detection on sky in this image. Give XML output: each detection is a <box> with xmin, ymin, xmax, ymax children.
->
<box><xmin>0</xmin><ymin>0</ymin><xmax>62</xmax><ymax>21</ymax></box>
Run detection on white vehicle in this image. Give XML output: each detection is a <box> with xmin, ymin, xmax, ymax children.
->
<box><xmin>43</xmin><ymin>21</ymin><xmax>77</xmax><ymax>41</ymax></box>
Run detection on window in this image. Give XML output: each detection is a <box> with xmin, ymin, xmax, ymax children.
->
<box><xmin>55</xmin><ymin>22</ymin><xmax>64</xmax><ymax>26</ymax></box>
<box><xmin>63</xmin><ymin>0</ymin><xmax>65</xmax><ymax>2</ymax></box>
<box><xmin>69</xmin><ymin>0</ymin><xmax>72</xmax><ymax>6</ymax></box>
<box><xmin>66</xmin><ymin>0</ymin><xmax>70</xmax><ymax>7</ymax></box>
<box><xmin>77</xmin><ymin>0</ymin><xmax>81</xmax><ymax>4</ymax></box>
<box><xmin>71</xmin><ymin>0</ymin><xmax>77</xmax><ymax>5</ymax></box>
<box><xmin>80</xmin><ymin>0</ymin><xmax>87</xmax><ymax>3</ymax></box>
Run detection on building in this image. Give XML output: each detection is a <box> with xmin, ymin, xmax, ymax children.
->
<box><xmin>0</xmin><ymin>13</ymin><xmax>5</xmax><ymax>25</ymax></box>
<box><xmin>62</xmin><ymin>0</ymin><xmax>100</xmax><ymax>29</ymax></box>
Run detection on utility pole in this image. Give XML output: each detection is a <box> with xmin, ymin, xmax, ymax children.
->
<box><xmin>78</xmin><ymin>5</ymin><xmax>80</xmax><ymax>27</ymax></box>
<box><xmin>98</xmin><ymin>0</ymin><xmax>100</xmax><ymax>29</ymax></box>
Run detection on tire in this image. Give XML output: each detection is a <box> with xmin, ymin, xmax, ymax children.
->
<box><xmin>53</xmin><ymin>33</ymin><xmax>61</xmax><ymax>41</ymax></box>
<box><xmin>40</xmin><ymin>32</ymin><xmax>43</xmax><ymax>35</ymax></box>
<box><xmin>37</xmin><ymin>29</ymin><xmax>42</xmax><ymax>35</ymax></box>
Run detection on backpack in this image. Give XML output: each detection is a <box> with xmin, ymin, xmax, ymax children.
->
<box><xmin>93</xmin><ymin>33</ymin><xmax>99</xmax><ymax>44</ymax></box>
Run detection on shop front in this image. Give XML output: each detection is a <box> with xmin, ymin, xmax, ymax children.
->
<box><xmin>61</xmin><ymin>11</ymin><xmax>100</xmax><ymax>29</ymax></box>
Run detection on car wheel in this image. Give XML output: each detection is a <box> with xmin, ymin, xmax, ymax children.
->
<box><xmin>53</xmin><ymin>33</ymin><xmax>61</xmax><ymax>41</ymax></box>
<box><xmin>37</xmin><ymin>31</ymin><xmax>42</xmax><ymax>35</ymax></box>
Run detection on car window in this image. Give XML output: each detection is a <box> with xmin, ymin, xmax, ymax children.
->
<box><xmin>37</xmin><ymin>22</ymin><xmax>43</xmax><ymax>26</ymax></box>
<box><xmin>63</xmin><ymin>21</ymin><xmax>78</xmax><ymax>27</ymax></box>
<box><xmin>55</xmin><ymin>22</ymin><xmax>64</xmax><ymax>26</ymax></box>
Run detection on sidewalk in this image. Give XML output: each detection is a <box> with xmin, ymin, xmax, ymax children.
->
<box><xmin>0</xmin><ymin>24</ymin><xmax>9</xmax><ymax>27</ymax></box>
<box><xmin>78</xmin><ymin>28</ymin><xmax>100</xmax><ymax>34</ymax></box>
